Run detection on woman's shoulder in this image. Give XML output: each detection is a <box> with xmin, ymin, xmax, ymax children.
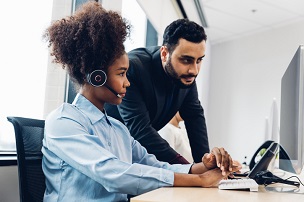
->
<box><xmin>46</xmin><ymin>103</ymin><xmax>87</xmax><ymax>124</ymax></box>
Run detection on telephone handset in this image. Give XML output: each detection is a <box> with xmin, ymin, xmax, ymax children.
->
<box><xmin>249</xmin><ymin>140</ymin><xmax>274</xmax><ymax>170</ymax></box>
<box><xmin>248</xmin><ymin>141</ymin><xmax>300</xmax><ymax>187</ymax></box>
<box><xmin>248</xmin><ymin>141</ymin><xmax>278</xmax><ymax>179</ymax></box>
<box><xmin>249</xmin><ymin>140</ymin><xmax>296</xmax><ymax>174</ymax></box>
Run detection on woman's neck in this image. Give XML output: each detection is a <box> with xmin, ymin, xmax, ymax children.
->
<box><xmin>79</xmin><ymin>88</ymin><xmax>105</xmax><ymax>112</ymax></box>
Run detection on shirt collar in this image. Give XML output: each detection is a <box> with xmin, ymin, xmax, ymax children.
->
<box><xmin>72</xmin><ymin>93</ymin><xmax>109</xmax><ymax>125</ymax></box>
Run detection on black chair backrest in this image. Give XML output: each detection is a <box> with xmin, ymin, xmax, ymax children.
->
<box><xmin>7</xmin><ymin>116</ymin><xmax>46</xmax><ymax>202</ymax></box>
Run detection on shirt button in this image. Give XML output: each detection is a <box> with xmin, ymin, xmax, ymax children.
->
<box><xmin>164</xmin><ymin>177</ymin><xmax>168</xmax><ymax>182</ymax></box>
<box><xmin>108</xmin><ymin>142</ymin><xmax>111</xmax><ymax>146</ymax></box>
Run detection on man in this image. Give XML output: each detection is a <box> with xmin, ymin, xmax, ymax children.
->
<box><xmin>105</xmin><ymin>18</ymin><xmax>209</xmax><ymax>164</ymax></box>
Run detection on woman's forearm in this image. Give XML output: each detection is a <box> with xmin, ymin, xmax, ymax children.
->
<box><xmin>174</xmin><ymin>168</ymin><xmax>224</xmax><ymax>188</ymax></box>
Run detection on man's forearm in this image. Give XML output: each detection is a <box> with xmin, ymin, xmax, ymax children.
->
<box><xmin>169</xmin><ymin>154</ymin><xmax>190</xmax><ymax>164</ymax></box>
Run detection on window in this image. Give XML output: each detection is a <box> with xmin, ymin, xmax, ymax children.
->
<box><xmin>122</xmin><ymin>0</ymin><xmax>148</xmax><ymax>52</ymax></box>
<box><xmin>0</xmin><ymin>1</ymin><xmax>159</xmax><ymax>151</ymax></box>
<box><xmin>0</xmin><ymin>0</ymin><xmax>53</xmax><ymax>151</ymax></box>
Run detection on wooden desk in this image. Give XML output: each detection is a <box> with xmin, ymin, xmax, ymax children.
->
<box><xmin>132</xmin><ymin>168</ymin><xmax>304</xmax><ymax>201</ymax></box>
<box><xmin>131</xmin><ymin>185</ymin><xmax>304</xmax><ymax>202</ymax></box>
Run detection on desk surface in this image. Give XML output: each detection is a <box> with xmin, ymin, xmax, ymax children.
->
<box><xmin>132</xmin><ymin>168</ymin><xmax>304</xmax><ymax>201</ymax></box>
<box><xmin>131</xmin><ymin>185</ymin><xmax>304</xmax><ymax>202</ymax></box>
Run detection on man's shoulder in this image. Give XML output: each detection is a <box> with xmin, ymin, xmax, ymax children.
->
<box><xmin>128</xmin><ymin>46</ymin><xmax>160</xmax><ymax>61</ymax></box>
<box><xmin>127</xmin><ymin>46</ymin><xmax>160</xmax><ymax>77</ymax></box>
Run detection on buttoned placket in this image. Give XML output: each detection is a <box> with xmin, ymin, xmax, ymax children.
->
<box><xmin>104</xmin><ymin>116</ymin><xmax>112</xmax><ymax>148</ymax></box>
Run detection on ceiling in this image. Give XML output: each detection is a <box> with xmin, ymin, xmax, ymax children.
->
<box><xmin>180</xmin><ymin>0</ymin><xmax>304</xmax><ymax>45</ymax></box>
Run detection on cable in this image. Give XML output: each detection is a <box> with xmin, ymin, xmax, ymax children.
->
<box><xmin>284</xmin><ymin>176</ymin><xmax>304</xmax><ymax>187</ymax></box>
<box><xmin>254</xmin><ymin>170</ymin><xmax>301</xmax><ymax>188</ymax></box>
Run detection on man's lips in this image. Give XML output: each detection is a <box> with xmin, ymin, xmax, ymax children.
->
<box><xmin>182</xmin><ymin>76</ymin><xmax>196</xmax><ymax>82</ymax></box>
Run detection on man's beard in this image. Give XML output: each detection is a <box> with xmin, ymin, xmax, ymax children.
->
<box><xmin>164</xmin><ymin>57</ymin><xmax>196</xmax><ymax>89</ymax></box>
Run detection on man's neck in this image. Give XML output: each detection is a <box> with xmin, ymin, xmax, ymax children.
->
<box><xmin>169</xmin><ymin>116</ymin><xmax>180</xmax><ymax>128</ymax></box>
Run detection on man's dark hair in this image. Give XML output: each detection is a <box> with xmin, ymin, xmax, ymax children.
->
<box><xmin>162</xmin><ymin>18</ymin><xmax>207</xmax><ymax>53</ymax></box>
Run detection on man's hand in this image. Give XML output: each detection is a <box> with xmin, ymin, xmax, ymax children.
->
<box><xmin>202</xmin><ymin>153</ymin><xmax>216</xmax><ymax>170</ymax></box>
<box><xmin>202</xmin><ymin>147</ymin><xmax>242</xmax><ymax>176</ymax></box>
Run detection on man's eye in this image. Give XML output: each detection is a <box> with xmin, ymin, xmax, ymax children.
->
<box><xmin>196</xmin><ymin>58</ymin><xmax>203</xmax><ymax>64</ymax></box>
<box><xmin>182</xmin><ymin>59</ymin><xmax>191</xmax><ymax>64</ymax></box>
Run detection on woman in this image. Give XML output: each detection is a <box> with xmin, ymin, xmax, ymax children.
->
<box><xmin>42</xmin><ymin>1</ymin><xmax>240</xmax><ymax>201</ymax></box>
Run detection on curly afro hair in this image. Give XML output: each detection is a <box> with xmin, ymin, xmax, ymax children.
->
<box><xmin>43</xmin><ymin>1</ymin><xmax>130</xmax><ymax>86</ymax></box>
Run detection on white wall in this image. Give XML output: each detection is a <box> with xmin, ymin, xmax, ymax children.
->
<box><xmin>196</xmin><ymin>41</ymin><xmax>211</xmax><ymax>117</ymax></box>
<box><xmin>137</xmin><ymin>0</ymin><xmax>181</xmax><ymax>44</ymax></box>
<box><xmin>207</xmin><ymin>20</ymin><xmax>304</xmax><ymax>163</ymax></box>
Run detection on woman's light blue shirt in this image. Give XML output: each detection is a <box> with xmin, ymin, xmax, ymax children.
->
<box><xmin>42</xmin><ymin>94</ymin><xmax>191</xmax><ymax>201</ymax></box>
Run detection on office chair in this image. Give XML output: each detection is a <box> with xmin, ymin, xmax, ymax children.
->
<box><xmin>7</xmin><ymin>116</ymin><xmax>46</xmax><ymax>202</ymax></box>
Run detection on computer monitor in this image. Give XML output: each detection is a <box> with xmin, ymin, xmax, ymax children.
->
<box><xmin>279</xmin><ymin>45</ymin><xmax>304</xmax><ymax>174</ymax></box>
